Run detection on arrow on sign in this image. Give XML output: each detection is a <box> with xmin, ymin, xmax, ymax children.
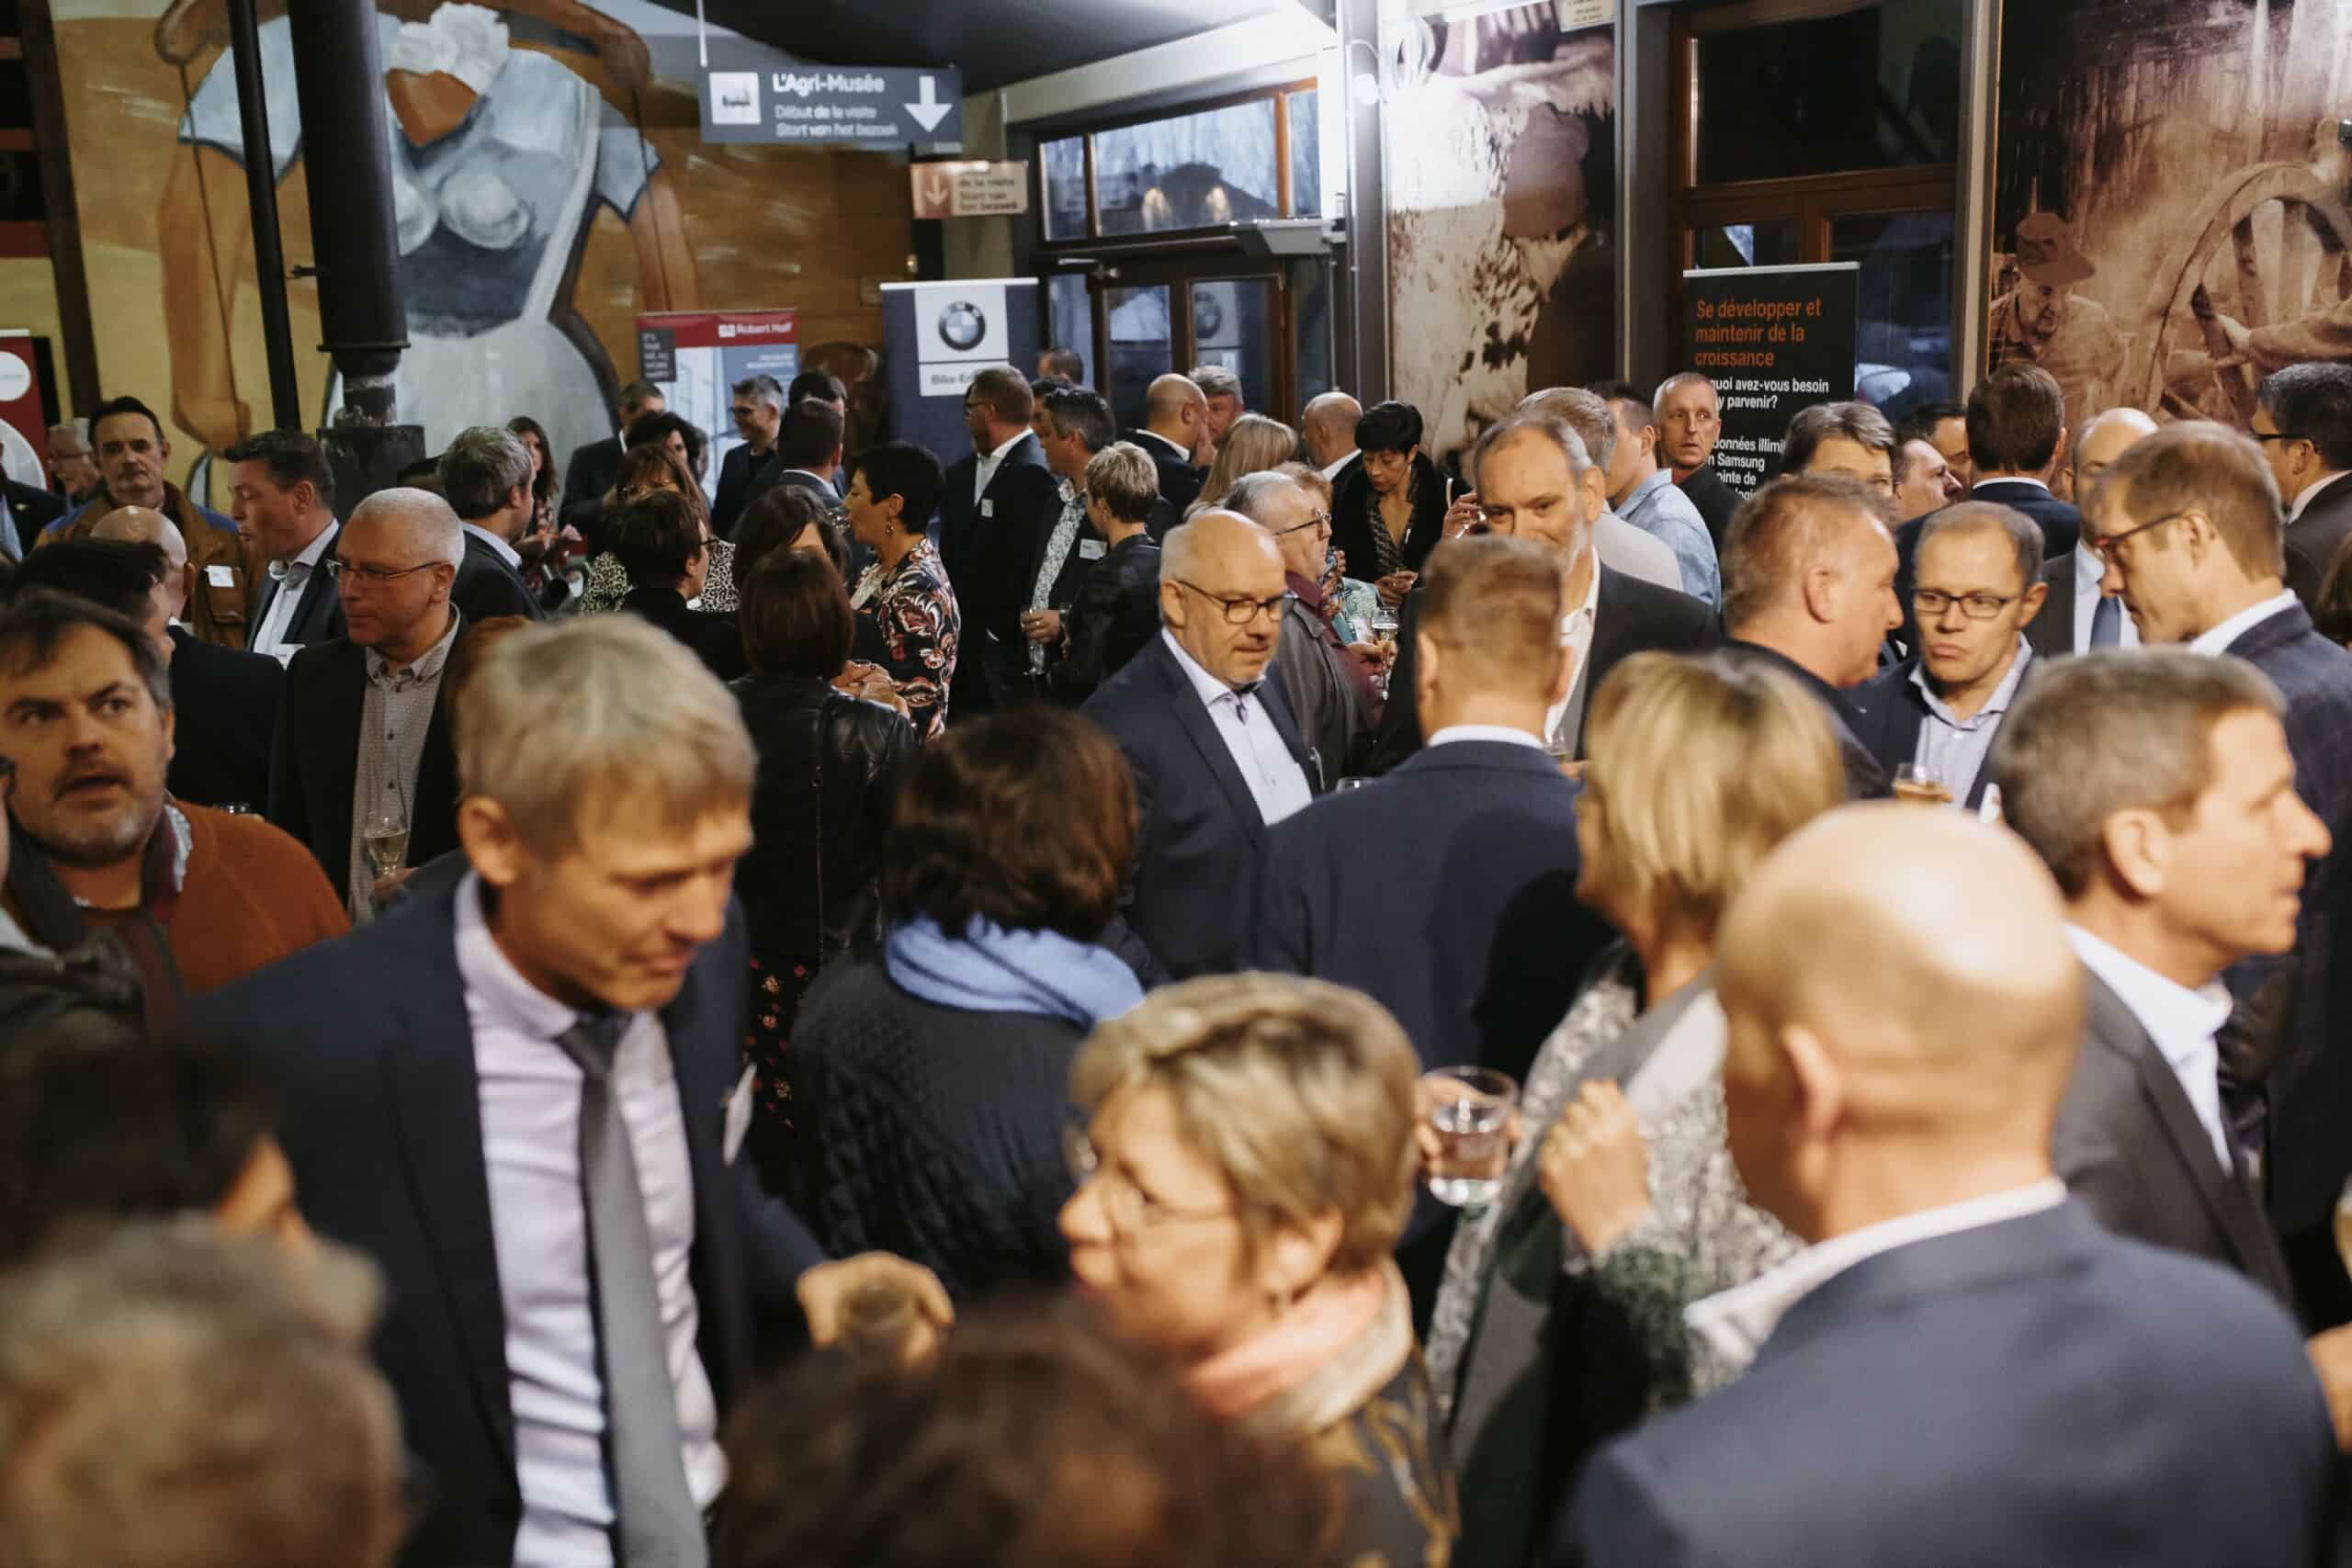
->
<box><xmin>905</xmin><ymin>74</ymin><xmax>951</xmax><ymax>132</ymax></box>
<box><xmin>923</xmin><ymin>172</ymin><xmax>951</xmax><ymax>207</ymax></box>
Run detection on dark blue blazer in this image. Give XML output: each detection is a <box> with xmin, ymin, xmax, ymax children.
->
<box><xmin>184</xmin><ymin>878</ymin><xmax>822</xmax><ymax>1568</ymax></box>
<box><xmin>1894</xmin><ymin>481</ymin><xmax>2078</xmax><ymax>649</ymax></box>
<box><xmin>451</xmin><ymin>528</ymin><xmax>545</xmax><ymax>626</ymax></box>
<box><xmin>1249</xmin><ymin>739</ymin><xmax>1613</xmax><ymax>1084</ymax></box>
<box><xmin>935</xmin><ymin>434</ymin><xmax>1060</xmax><ymax>722</ymax></box>
<box><xmin>1848</xmin><ymin>650</ymin><xmax>2034</xmax><ymax>811</ymax></box>
<box><xmin>1553</xmin><ymin>1201</ymin><xmax>2338</xmax><ymax>1568</ymax></box>
<box><xmin>2219</xmin><ymin>601</ymin><xmax>2352</xmax><ymax>1234</ymax></box>
<box><xmin>164</xmin><ymin>625</ymin><xmax>284</xmax><ymax>811</ymax></box>
<box><xmin>247</xmin><ymin>523</ymin><xmax>345</xmax><ymax>654</ymax></box>
<box><xmin>1082</xmin><ymin>632</ymin><xmax>1320</xmax><ymax>979</ymax></box>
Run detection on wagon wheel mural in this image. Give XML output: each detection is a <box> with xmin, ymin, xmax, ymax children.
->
<box><xmin>2129</xmin><ymin>162</ymin><xmax>2352</xmax><ymax>422</ymax></box>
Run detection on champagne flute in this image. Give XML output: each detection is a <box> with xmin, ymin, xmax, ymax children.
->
<box><xmin>365</xmin><ymin>802</ymin><xmax>411</xmax><ymax>881</ymax></box>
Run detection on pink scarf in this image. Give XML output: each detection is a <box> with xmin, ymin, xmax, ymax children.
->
<box><xmin>1185</xmin><ymin>1263</ymin><xmax>1408</xmax><ymax>1433</ymax></box>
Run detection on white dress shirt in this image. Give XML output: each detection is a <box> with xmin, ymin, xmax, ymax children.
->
<box><xmin>2072</xmin><ymin>539</ymin><xmax>2139</xmax><ymax>654</ymax></box>
<box><xmin>455</xmin><ymin>874</ymin><xmax>723</xmax><ymax>1566</ymax></box>
<box><xmin>252</xmin><ymin>521</ymin><xmax>338</xmax><ymax>665</ymax></box>
<box><xmin>1543</xmin><ymin>557</ymin><xmax>1603</xmax><ymax>746</ymax></box>
<box><xmin>1131</xmin><ymin>428</ymin><xmax>1192</xmax><ymax>464</ymax></box>
<box><xmin>972</xmin><ymin>428</ymin><xmax>1035</xmax><ymax>505</ymax></box>
<box><xmin>1161</xmin><ymin>629</ymin><xmax>1313</xmax><ymax>825</ymax></box>
<box><xmin>462</xmin><ymin>520</ymin><xmax>524</xmax><ymax>570</ymax></box>
<box><xmin>1320</xmin><ymin>447</ymin><xmax>1361</xmax><ymax>481</ymax></box>
<box><xmin>2289</xmin><ymin>470</ymin><xmax>2350</xmax><ymax>524</ymax></box>
<box><xmin>1909</xmin><ymin>637</ymin><xmax>2031</xmax><ymax>803</ymax></box>
<box><xmin>1428</xmin><ymin>724</ymin><xmax>1544</xmax><ymax>750</ymax></box>
<box><xmin>2188</xmin><ymin>590</ymin><xmax>2301</xmax><ymax>657</ymax></box>
<box><xmin>1686</xmin><ymin>1179</ymin><xmax>2068</xmax><ymax>1374</ymax></box>
<box><xmin>2066</xmin><ymin>924</ymin><xmax>2234</xmax><ymax>1170</ymax></box>
<box><xmin>1975</xmin><ymin>475</ymin><xmax>2050</xmax><ymax>494</ymax></box>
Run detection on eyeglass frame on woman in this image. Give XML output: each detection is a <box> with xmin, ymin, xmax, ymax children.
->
<box><xmin>1063</xmin><ymin>1124</ymin><xmax>1235</xmax><ymax>1236</ymax></box>
<box><xmin>1171</xmin><ymin>579</ymin><xmax>1293</xmax><ymax>625</ymax></box>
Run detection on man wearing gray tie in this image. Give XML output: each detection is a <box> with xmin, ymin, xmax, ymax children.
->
<box><xmin>2027</xmin><ymin>407</ymin><xmax>2154</xmax><ymax>659</ymax></box>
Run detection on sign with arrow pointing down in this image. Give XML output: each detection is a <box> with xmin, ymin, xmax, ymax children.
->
<box><xmin>910</xmin><ymin>161</ymin><xmax>1031</xmax><ymax>220</ymax></box>
<box><xmin>698</xmin><ymin>58</ymin><xmax>964</xmax><ymax>147</ymax></box>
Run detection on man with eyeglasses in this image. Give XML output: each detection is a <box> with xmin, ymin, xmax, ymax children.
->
<box><xmin>1227</xmin><ymin>470</ymin><xmax>1377</xmax><ymax>782</ymax></box>
<box><xmin>2250</xmin><ymin>363</ymin><xmax>2352</xmax><ymax>612</ymax></box>
<box><xmin>2028</xmin><ymin>407</ymin><xmax>2155</xmax><ymax>660</ymax></box>
<box><xmin>270</xmin><ymin>488</ymin><xmax>467</xmax><ymax>925</ymax></box>
<box><xmin>1852</xmin><ymin>503</ymin><xmax>2045</xmax><ymax>810</ymax></box>
<box><xmin>1083</xmin><ymin>511</ymin><xmax>1317</xmax><ymax>978</ymax></box>
<box><xmin>2086</xmin><ymin>420</ymin><xmax>2352</xmax><ymax>1334</ymax></box>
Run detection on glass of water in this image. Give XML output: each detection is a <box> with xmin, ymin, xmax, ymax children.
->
<box><xmin>1421</xmin><ymin>1066</ymin><xmax>1518</xmax><ymax>1207</ymax></box>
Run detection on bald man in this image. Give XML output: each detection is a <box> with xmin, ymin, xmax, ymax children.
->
<box><xmin>1555</xmin><ymin>806</ymin><xmax>2338</xmax><ymax>1568</ymax></box>
<box><xmin>1300</xmin><ymin>391</ymin><xmax>1364</xmax><ymax>485</ymax></box>
<box><xmin>2028</xmin><ymin>405</ymin><xmax>2156</xmax><ymax>659</ymax></box>
<box><xmin>1124</xmin><ymin>373</ymin><xmax>1209</xmax><ymax>520</ymax></box>
<box><xmin>1082</xmin><ymin>511</ymin><xmax>1317</xmax><ymax>977</ymax></box>
<box><xmin>93</xmin><ymin>505</ymin><xmax>285</xmax><ymax>812</ymax></box>
<box><xmin>268</xmin><ymin>489</ymin><xmax>467</xmax><ymax>923</ymax></box>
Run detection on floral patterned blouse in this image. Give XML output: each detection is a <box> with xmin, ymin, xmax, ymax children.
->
<box><xmin>850</xmin><ymin>536</ymin><xmax>960</xmax><ymax>744</ymax></box>
<box><xmin>578</xmin><ymin>538</ymin><xmax>738</xmax><ymax>615</ymax></box>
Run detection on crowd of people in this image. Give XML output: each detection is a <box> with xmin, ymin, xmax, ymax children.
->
<box><xmin>4</xmin><ymin>340</ymin><xmax>2352</xmax><ymax>1568</ymax></box>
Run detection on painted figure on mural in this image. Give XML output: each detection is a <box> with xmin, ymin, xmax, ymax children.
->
<box><xmin>1988</xmin><ymin>212</ymin><xmax>2126</xmax><ymax>421</ymax></box>
<box><xmin>153</xmin><ymin>0</ymin><xmax>699</xmax><ymax>473</ymax></box>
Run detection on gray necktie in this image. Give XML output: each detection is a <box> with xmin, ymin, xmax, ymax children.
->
<box><xmin>2089</xmin><ymin>592</ymin><xmax>2122</xmax><ymax>649</ymax></box>
<box><xmin>555</xmin><ymin>1013</ymin><xmax>708</xmax><ymax>1568</ymax></box>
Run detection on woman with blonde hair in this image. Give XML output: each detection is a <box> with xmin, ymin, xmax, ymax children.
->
<box><xmin>1187</xmin><ymin>413</ymin><xmax>1298</xmax><ymax>518</ymax></box>
<box><xmin>1426</xmin><ymin>649</ymin><xmax>1848</xmax><ymax>1568</ymax></box>
<box><xmin>1061</xmin><ymin>973</ymin><xmax>1457</xmax><ymax>1568</ymax></box>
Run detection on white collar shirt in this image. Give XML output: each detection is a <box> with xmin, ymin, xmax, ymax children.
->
<box><xmin>2072</xmin><ymin>540</ymin><xmax>2139</xmax><ymax>654</ymax></box>
<box><xmin>973</xmin><ymin>428</ymin><xmax>1035</xmax><ymax>505</ymax></box>
<box><xmin>2066</xmin><ymin>924</ymin><xmax>2235</xmax><ymax>1171</ymax></box>
<box><xmin>461</xmin><ymin>521</ymin><xmax>522</xmax><ymax>570</ymax></box>
<box><xmin>1320</xmin><ymin>448</ymin><xmax>1361</xmax><ymax>480</ymax></box>
<box><xmin>2290</xmin><ymin>471</ymin><xmax>2351</xmax><ymax>524</ymax></box>
<box><xmin>1160</xmin><ymin>628</ymin><xmax>1313</xmax><ymax>824</ymax></box>
<box><xmin>253</xmin><ymin>521</ymin><xmax>338</xmax><ymax>665</ymax></box>
<box><xmin>2188</xmin><ymin>590</ymin><xmax>2301</xmax><ymax>657</ymax></box>
<box><xmin>1428</xmin><ymin>725</ymin><xmax>1544</xmax><ymax>751</ymax></box>
<box><xmin>1543</xmin><ymin>555</ymin><xmax>1603</xmax><ymax>747</ymax></box>
<box><xmin>1974</xmin><ymin>475</ymin><xmax>2050</xmax><ymax>494</ymax></box>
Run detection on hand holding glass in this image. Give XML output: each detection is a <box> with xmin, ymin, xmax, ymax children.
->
<box><xmin>1420</xmin><ymin>1066</ymin><xmax>1519</xmax><ymax>1207</ymax></box>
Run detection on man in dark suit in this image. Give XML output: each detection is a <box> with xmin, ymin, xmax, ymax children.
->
<box><xmin>1717</xmin><ymin>473</ymin><xmax>1902</xmax><ymax>796</ymax></box>
<box><xmin>1252</xmin><ymin>533</ymin><xmax>1611</xmax><ymax>1081</ymax></box>
<box><xmin>1300</xmin><ymin>390</ymin><xmax>1363</xmax><ymax>493</ymax></box>
<box><xmin>560</xmin><ymin>379</ymin><xmax>662</xmax><ymax>535</ymax></box>
<box><xmin>1994</xmin><ymin>650</ymin><xmax>2321</xmax><ymax>1303</ymax></box>
<box><xmin>1656</xmin><ymin>371</ymin><xmax>1740</xmax><ymax>546</ymax></box>
<box><xmin>937</xmin><ymin>367</ymin><xmax>1064</xmax><ymax>720</ymax></box>
<box><xmin>2252</xmin><ymin>362</ymin><xmax>2352</xmax><ymax>609</ymax></box>
<box><xmin>713</xmin><ymin>374</ymin><xmax>787</xmax><ymax>538</ymax></box>
<box><xmin>771</xmin><ymin>395</ymin><xmax>845</xmax><ymax>503</ymax></box>
<box><xmin>2086</xmin><ymin>420</ymin><xmax>2352</xmax><ymax>1328</ymax></box>
<box><xmin>1850</xmin><ymin>502</ymin><xmax>2044</xmax><ymax>810</ymax></box>
<box><xmin>268</xmin><ymin>491</ymin><xmax>464</xmax><ymax>924</ymax></box>
<box><xmin>1555</xmin><ymin>807</ymin><xmax>2340</xmax><ymax>1568</ymax></box>
<box><xmin>0</xmin><ymin>475</ymin><xmax>61</xmax><ymax>558</ymax></box>
<box><xmin>1083</xmin><ymin>510</ymin><xmax>1318</xmax><ymax>978</ymax></box>
<box><xmin>1122</xmin><ymin>371</ymin><xmax>1210</xmax><ymax>525</ymax></box>
<box><xmin>191</xmin><ymin>615</ymin><xmax>941</xmax><ymax>1568</ymax></box>
<box><xmin>228</xmin><ymin>429</ymin><xmax>345</xmax><ymax>663</ymax></box>
<box><xmin>439</xmin><ymin>426</ymin><xmax>545</xmax><ymax>626</ymax></box>
<box><xmin>1371</xmin><ymin>412</ymin><xmax>1717</xmax><ymax>773</ymax></box>
<box><xmin>2026</xmin><ymin>407</ymin><xmax>2156</xmax><ymax>660</ymax></box>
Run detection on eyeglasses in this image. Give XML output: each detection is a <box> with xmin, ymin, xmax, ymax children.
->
<box><xmin>1912</xmin><ymin>588</ymin><xmax>2025</xmax><ymax>621</ymax></box>
<box><xmin>1063</xmin><ymin>1126</ymin><xmax>1235</xmax><ymax>1236</ymax></box>
<box><xmin>2086</xmin><ymin>511</ymin><xmax>2191</xmax><ymax>556</ymax></box>
<box><xmin>328</xmin><ymin>558</ymin><xmax>440</xmax><ymax>585</ymax></box>
<box><xmin>1272</xmin><ymin>510</ymin><xmax>1333</xmax><ymax>538</ymax></box>
<box><xmin>1172</xmin><ymin>579</ymin><xmax>1292</xmax><ymax>624</ymax></box>
<box><xmin>2253</xmin><ymin>430</ymin><xmax>2311</xmax><ymax>445</ymax></box>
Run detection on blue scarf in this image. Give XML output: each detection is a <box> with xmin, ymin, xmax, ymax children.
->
<box><xmin>884</xmin><ymin>915</ymin><xmax>1144</xmax><ymax>1030</ymax></box>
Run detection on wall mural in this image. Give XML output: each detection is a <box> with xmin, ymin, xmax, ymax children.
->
<box><xmin>54</xmin><ymin>0</ymin><xmax>909</xmax><ymax>502</ymax></box>
<box><xmin>1385</xmin><ymin>0</ymin><xmax>1617</xmax><ymax>471</ymax></box>
<box><xmin>1995</xmin><ymin>0</ymin><xmax>2352</xmax><ymax>426</ymax></box>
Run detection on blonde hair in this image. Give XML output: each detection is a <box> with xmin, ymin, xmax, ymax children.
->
<box><xmin>1580</xmin><ymin>651</ymin><xmax>1847</xmax><ymax>940</ymax></box>
<box><xmin>1192</xmin><ymin>414</ymin><xmax>1299</xmax><ymax>517</ymax></box>
<box><xmin>1070</xmin><ymin>974</ymin><xmax>1418</xmax><ymax>1274</ymax></box>
<box><xmin>456</xmin><ymin>615</ymin><xmax>754</xmax><ymax>852</ymax></box>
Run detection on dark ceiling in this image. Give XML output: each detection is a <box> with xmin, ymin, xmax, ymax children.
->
<box><xmin>650</xmin><ymin>0</ymin><xmax>1330</xmax><ymax>92</ymax></box>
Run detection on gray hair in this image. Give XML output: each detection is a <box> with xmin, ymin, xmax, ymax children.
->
<box><xmin>457</xmin><ymin>615</ymin><xmax>755</xmax><ymax>852</ymax></box>
<box><xmin>2071</xmin><ymin>406</ymin><xmax>2158</xmax><ymax>493</ymax></box>
<box><xmin>1516</xmin><ymin>388</ymin><xmax>1614</xmax><ymax>472</ymax></box>
<box><xmin>0</xmin><ymin>1223</ymin><xmax>403</xmax><ymax>1568</ymax></box>
<box><xmin>1783</xmin><ymin>400</ymin><xmax>1896</xmax><ymax>473</ymax></box>
<box><xmin>1086</xmin><ymin>442</ymin><xmax>1159</xmax><ymax>525</ymax></box>
<box><xmin>1222</xmin><ymin>470</ymin><xmax>1306</xmax><ymax>526</ymax></box>
<box><xmin>436</xmin><ymin>425</ymin><xmax>534</xmax><ymax>523</ymax></box>
<box><xmin>1992</xmin><ymin>649</ymin><xmax>2286</xmax><ymax>899</ymax></box>
<box><xmin>1189</xmin><ymin>364</ymin><xmax>1242</xmax><ymax>402</ymax></box>
<box><xmin>732</xmin><ymin>374</ymin><xmax>786</xmax><ymax>412</ymax></box>
<box><xmin>1914</xmin><ymin>501</ymin><xmax>2041</xmax><ymax>595</ymax></box>
<box><xmin>1471</xmin><ymin>410</ymin><xmax>1593</xmax><ymax>490</ymax></box>
<box><xmin>1652</xmin><ymin>371</ymin><xmax>1720</xmax><ymax>423</ymax></box>
<box><xmin>345</xmin><ymin>486</ymin><xmax>465</xmax><ymax>569</ymax></box>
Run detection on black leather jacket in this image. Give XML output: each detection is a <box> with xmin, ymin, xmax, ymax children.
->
<box><xmin>1045</xmin><ymin>532</ymin><xmax>1162</xmax><ymax>704</ymax></box>
<box><xmin>730</xmin><ymin>674</ymin><xmax>915</xmax><ymax>965</ymax></box>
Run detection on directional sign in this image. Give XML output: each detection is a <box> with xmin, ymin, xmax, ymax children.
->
<box><xmin>910</xmin><ymin>161</ymin><xmax>1032</xmax><ymax>219</ymax></box>
<box><xmin>699</xmin><ymin>58</ymin><xmax>965</xmax><ymax>146</ymax></box>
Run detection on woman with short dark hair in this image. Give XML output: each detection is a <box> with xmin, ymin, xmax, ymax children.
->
<box><xmin>731</xmin><ymin>549</ymin><xmax>915</xmax><ymax>1187</ymax></box>
<box><xmin>1330</xmin><ymin>400</ymin><xmax>1453</xmax><ymax>604</ymax></box>
<box><xmin>781</xmin><ymin>705</ymin><xmax>1144</xmax><ymax>1299</ymax></box>
<box><xmin>612</xmin><ymin>490</ymin><xmax>745</xmax><ymax>679</ymax></box>
<box><xmin>579</xmin><ymin>441</ymin><xmax>740</xmax><ymax>614</ymax></box>
<box><xmin>735</xmin><ymin>483</ymin><xmax>850</xmax><ymax>583</ymax></box>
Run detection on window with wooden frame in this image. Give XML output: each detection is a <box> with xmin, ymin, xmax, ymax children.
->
<box><xmin>1035</xmin><ymin>80</ymin><xmax>1323</xmax><ymax>246</ymax></box>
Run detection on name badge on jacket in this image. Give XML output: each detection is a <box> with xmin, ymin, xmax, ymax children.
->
<box><xmin>1080</xmin><ymin>538</ymin><xmax>1107</xmax><ymax>560</ymax></box>
<box><xmin>981</xmin><ymin>499</ymin><xmax>995</xmax><ymax>518</ymax></box>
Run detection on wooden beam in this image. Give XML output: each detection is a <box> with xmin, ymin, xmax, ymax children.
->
<box><xmin>18</xmin><ymin>0</ymin><xmax>100</xmax><ymax>414</ymax></box>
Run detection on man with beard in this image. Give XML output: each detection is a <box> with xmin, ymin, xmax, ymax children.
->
<box><xmin>0</xmin><ymin>592</ymin><xmax>344</xmax><ymax>1035</ymax></box>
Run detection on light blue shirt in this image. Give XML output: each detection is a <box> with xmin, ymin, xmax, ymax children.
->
<box><xmin>1160</xmin><ymin>628</ymin><xmax>1313</xmax><ymax>826</ymax></box>
<box><xmin>1909</xmin><ymin>637</ymin><xmax>2031</xmax><ymax>804</ymax></box>
<box><xmin>1617</xmin><ymin>468</ymin><xmax>1721</xmax><ymax>607</ymax></box>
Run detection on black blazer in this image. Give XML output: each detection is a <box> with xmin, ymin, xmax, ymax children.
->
<box><xmin>712</xmin><ymin>443</ymin><xmax>787</xmax><ymax>539</ymax></box>
<box><xmin>1676</xmin><ymin>460</ymin><xmax>1741</xmax><ymax>548</ymax></box>
<box><xmin>165</xmin><ymin>626</ymin><xmax>284</xmax><ymax>811</ymax></box>
<box><xmin>452</xmin><ymin>529</ymin><xmax>544</xmax><ymax>626</ymax></box>
<box><xmin>1371</xmin><ymin>565</ymin><xmax>1720</xmax><ymax>773</ymax></box>
<box><xmin>1</xmin><ymin>477</ymin><xmax>62</xmax><ymax>555</ymax></box>
<box><xmin>1724</xmin><ymin>639</ymin><xmax>1890</xmax><ymax>799</ymax></box>
<box><xmin>1894</xmin><ymin>482</ymin><xmax>2079</xmax><ymax>651</ymax></box>
<box><xmin>267</xmin><ymin>631</ymin><xmax>463</xmax><ymax>906</ymax></box>
<box><xmin>1331</xmin><ymin>452</ymin><xmax>1450</xmax><ymax>581</ymax></box>
<box><xmin>935</xmin><ymin>434</ymin><xmax>1061</xmax><ymax>721</ymax></box>
<box><xmin>1848</xmin><ymin>650</ymin><xmax>2033</xmax><ymax>810</ymax></box>
<box><xmin>1250</xmin><ymin>739</ymin><xmax>1614</xmax><ymax>1084</ymax></box>
<box><xmin>181</xmin><ymin>879</ymin><xmax>822</xmax><ymax>1568</ymax></box>
<box><xmin>1555</xmin><ymin>1201</ymin><xmax>2336</xmax><ymax>1568</ymax></box>
<box><xmin>1081</xmin><ymin>633</ymin><xmax>1319</xmax><ymax>978</ymax></box>
<box><xmin>1124</xmin><ymin>428</ymin><xmax>1204</xmax><ymax>517</ymax></box>
<box><xmin>622</xmin><ymin>586</ymin><xmax>748</xmax><ymax>682</ymax></box>
<box><xmin>2283</xmin><ymin>471</ymin><xmax>2352</xmax><ymax>611</ymax></box>
<box><xmin>1046</xmin><ymin>533</ymin><xmax>1161</xmax><ymax>704</ymax></box>
<box><xmin>2053</xmin><ymin>966</ymin><xmax>2295</xmax><ymax>1306</ymax></box>
<box><xmin>559</xmin><ymin>434</ymin><xmax>622</xmax><ymax>535</ymax></box>
<box><xmin>248</xmin><ymin>524</ymin><xmax>346</xmax><ymax>654</ymax></box>
<box><xmin>2025</xmin><ymin>548</ymin><xmax>2080</xmax><ymax>660</ymax></box>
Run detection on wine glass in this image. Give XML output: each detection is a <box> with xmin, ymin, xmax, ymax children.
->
<box><xmin>364</xmin><ymin>801</ymin><xmax>411</xmax><ymax>882</ymax></box>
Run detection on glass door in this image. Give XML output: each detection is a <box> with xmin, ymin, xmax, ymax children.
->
<box><xmin>1079</xmin><ymin>260</ymin><xmax>1293</xmax><ymax>432</ymax></box>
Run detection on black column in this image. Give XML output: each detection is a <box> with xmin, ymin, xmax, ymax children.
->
<box><xmin>225</xmin><ymin>0</ymin><xmax>302</xmax><ymax>434</ymax></box>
